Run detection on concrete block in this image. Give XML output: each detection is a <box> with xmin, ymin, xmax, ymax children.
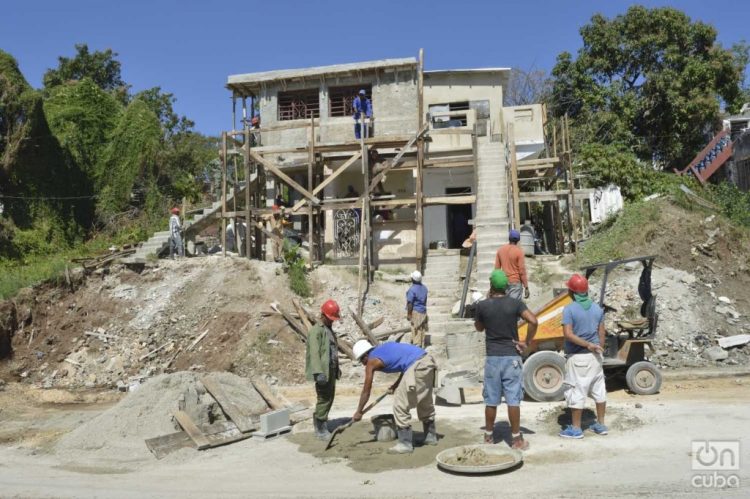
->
<box><xmin>253</xmin><ymin>409</ymin><xmax>292</xmax><ymax>439</ymax></box>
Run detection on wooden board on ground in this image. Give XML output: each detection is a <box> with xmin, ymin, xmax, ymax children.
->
<box><xmin>145</xmin><ymin>420</ymin><xmax>254</xmax><ymax>459</ymax></box>
<box><xmin>173</xmin><ymin>410</ymin><xmax>211</xmax><ymax>450</ymax></box>
<box><xmin>201</xmin><ymin>377</ymin><xmax>256</xmax><ymax>433</ymax></box>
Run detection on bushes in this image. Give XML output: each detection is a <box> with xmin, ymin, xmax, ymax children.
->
<box><xmin>283</xmin><ymin>241</ymin><xmax>310</xmax><ymax>298</ymax></box>
<box><xmin>708</xmin><ymin>182</ymin><xmax>750</xmax><ymax>227</ymax></box>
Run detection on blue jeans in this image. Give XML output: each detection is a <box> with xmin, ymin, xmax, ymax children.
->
<box><xmin>483</xmin><ymin>356</ymin><xmax>523</xmax><ymax>407</ymax></box>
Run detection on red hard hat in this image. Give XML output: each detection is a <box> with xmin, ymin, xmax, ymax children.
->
<box><xmin>171</xmin><ymin>207</ymin><xmax>180</xmax><ymax>214</ymax></box>
<box><xmin>321</xmin><ymin>299</ymin><xmax>341</xmax><ymax>321</ymax></box>
<box><xmin>566</xmin><ymin>274</ymin><xmax>589</xmax><ymax>294</ymax></box>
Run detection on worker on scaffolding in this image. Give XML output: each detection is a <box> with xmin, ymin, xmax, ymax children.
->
<box><xmin>169</xmin><ymin>207</ymin><xmax>184</xmax><ymax>259</ymax></box>
<box><xmin>268</xmin><ymin>205</ymin><xmax>289</xmax><ymax>262</ymax></box>
<box><xmin>353</xmin><ymin>89</ymin><xmax>372</xmax><ymax>139</ymax></box>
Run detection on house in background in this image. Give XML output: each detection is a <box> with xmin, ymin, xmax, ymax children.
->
<box><xmin>225</xmin><ymin>56</ymin><xmax>553</xmax><ymax>283</ymax></box>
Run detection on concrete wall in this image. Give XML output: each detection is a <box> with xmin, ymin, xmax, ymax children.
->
<box><xmin>424</xmin><ymin>72</ymin><xmax>505</xmax><ymax>150</ymax></box>
<box><xmin>423</xmin><ymin>167</ymin><xmax>475</xmax><ymax>247</ymax></box>
<box><xmin>502</xmin><ymin>104</ymin><xmax>546</xmax><ymax>159</ymax></box>
<box><xmin>374</xmin><ymin>220</ymin><xmax>417</xmax><ymax>264</ymax></box>
<box><xmin>257</xmin><ymin>68</ymin><xmax>418</xmax><ymax>150</ymax></box>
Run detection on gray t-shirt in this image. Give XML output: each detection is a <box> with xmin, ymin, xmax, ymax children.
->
<box><xmin>475</xmin><ymin>295</ymin><xmax>528</xmax><ymax>357</ymax></box>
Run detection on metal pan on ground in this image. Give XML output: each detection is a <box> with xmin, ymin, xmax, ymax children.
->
<box><xmin>436</xmin><ymin>444</ymin><xmax>523</xmax><ymax>474</ymax></box>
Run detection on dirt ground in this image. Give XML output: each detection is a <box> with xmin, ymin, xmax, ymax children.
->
<box><xmin>0</xmin><ymin>374</ymin><xmax>748</xmax><ymax>498</ymax></box>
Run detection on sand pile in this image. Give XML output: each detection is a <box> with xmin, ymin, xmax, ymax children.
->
<box><xmin>444</xmin><ymin>446</ymin><xmax>514</xmax><ymax>467</ymax></box>
<box><xmin>54</xmin><ymin>371</ymin><xmax>267</xmax><ymax>466</ymax></box>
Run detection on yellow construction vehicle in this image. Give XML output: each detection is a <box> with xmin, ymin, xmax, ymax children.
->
<box><xmin>519</xmin><ymin>256</ymin><xmax>662</xmax><ymax>401</ymax></box>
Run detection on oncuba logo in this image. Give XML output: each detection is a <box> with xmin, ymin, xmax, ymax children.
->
<box><xmin>691</xmin><ymin>441</ymin><xmax>740</xmax><ymax>489</ymax></box>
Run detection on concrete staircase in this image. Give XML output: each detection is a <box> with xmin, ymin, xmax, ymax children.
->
<box><xmin>122</xmin><ymin>181</ymin><xmax>250</xmax><ymax>263</ymax></box>
<box><xmin>473</xmin><ymin>140</ymin><xmax>510</xmax><ymax>287</ymax></box>
<box><xmin>422</xmin><ymin>249</ymin><xmax>475</xmax><ymax>346</ymax></box>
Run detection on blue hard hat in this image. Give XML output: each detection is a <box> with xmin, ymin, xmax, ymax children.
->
<box><xmin>509</xmin><ymin>229</ymin><xmax>521</xmax><ymax>241</ymax></box>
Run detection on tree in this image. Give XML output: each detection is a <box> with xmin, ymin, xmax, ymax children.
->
<box><xmin>504</xmin><ymin>68</ymin><xmax>551</xmax><ymax>106</ymax></box>
<box><xmin>549</xmin><ymin>6</ymin><xmax>748</xmax><ymax>170</ymax></box>
<box><xmin>43</xmin><ymin>44</ymin><xmax>128</xmax><ymax>98</ymax></box>
<box><xmin>134</xmin><ymin>87</ymin><xmax>194</xmax><ymax>137</ymax></box>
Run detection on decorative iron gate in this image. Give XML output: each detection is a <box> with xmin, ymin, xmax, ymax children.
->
<box><xmin>333</xmin><ymin>209</ymin><xmax>360</xmax><ymax>259</ymax></box>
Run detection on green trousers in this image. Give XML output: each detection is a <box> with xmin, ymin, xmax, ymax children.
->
<box><xmin>314</xmin><ymin>372</ymin><xmax>336</xmax><ymax>421</ymax></box>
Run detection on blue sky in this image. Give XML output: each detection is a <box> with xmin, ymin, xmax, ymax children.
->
<box><xmin>2</xmin><ymin>0</ymin><xmax>748</xmax><ymax>136</ymax></box>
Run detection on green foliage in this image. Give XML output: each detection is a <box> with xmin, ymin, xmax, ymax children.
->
<box><xmin>577</xmin><ymin>143</ymin><xmax>698</xmax><ymax>200</ymax></box>
<box><xmin>43</xmin><ymin>78</ymin><xmax>123</xmax><ymax>179</ymax></box>
<box><xmin>283</xmin><ymin>241</ymin><xmax>311</xmax><ymax>297</ymax></box>
<box><xmin>96</xmin><ymin>99</ymin><xmax>161</xmax><ymax>220</ymax></box>
<box><xmin>549</xmin><ymin>6</ymin><xmax>748</xmax><ymax>170</ymax></box>
<box><xmin>578</xmin><ymin>201</ymin><xmax>663</xmax><ymax>265</ymax></box>
<box><xmin>134</xmin><ymin>87</ymin><xmax>194</xmax><ymax>137</ymax></box>
<box><xmin>707</xmin><ymin>182</ymin><xmax>750</xmax><ymax>227</ymax></box>
<box><xmin>43</xmin><ymin>44</ymin><xmax>127</xmax><ymax>99</ymax></box>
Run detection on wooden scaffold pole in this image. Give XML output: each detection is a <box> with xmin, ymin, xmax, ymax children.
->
<box><xmin>221</xmin><ymin>131</ymin><xmax>228</xmax><ymax>257</ymax></box>
<box><xmin>416</xmin><ymin>48</ymin><xmax>425</xmax><ymax>270</ymax></box>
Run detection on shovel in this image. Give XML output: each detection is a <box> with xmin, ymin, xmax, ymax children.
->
<box><xmin>325</xmin><ymin>392</ymin><xmax>388</xmax><ymax>450</ymax></box>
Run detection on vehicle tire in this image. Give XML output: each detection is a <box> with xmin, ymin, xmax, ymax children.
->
<box><xmin>625</xmin><ymin>361</ymin><xmax>662</xmax><ymax>395</ymax></box>
<box><xmin>523</xmin><ymin>351</ymin><xmax>566</xmax><ymax>402</ymax></box>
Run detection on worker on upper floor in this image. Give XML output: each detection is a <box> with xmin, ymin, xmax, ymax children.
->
<box><xmin>353</xmin><ymin>89</ymin><xmax>373</xmax><ymax>139</ymax></box>
<box><xmin>494</xmin><ymin>229</ymin><xmax>529</xmax><ymax>301</ymax></box>
<box><xmin>406</xmin><ymin>270</ymin><xmax>429</xmax><ymax>348</ymax></box>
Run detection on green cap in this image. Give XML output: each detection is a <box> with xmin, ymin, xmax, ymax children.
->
<box><xmin>490</xmin><ymin>269</ymin><xmax>509</xmax><ymax>291</ymax></box>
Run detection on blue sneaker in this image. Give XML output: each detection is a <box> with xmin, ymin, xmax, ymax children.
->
<box><xmin>589</xmin><ymin>422</ymin><xmax>609</xmax><ymax>435</ymax></box>
<box><xmin>559</xmin><ymin>425</ymin><xmax>584</xmax><ymax>439</ymax></box>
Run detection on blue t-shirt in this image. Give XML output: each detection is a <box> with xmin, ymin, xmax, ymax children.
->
<box><xmin>369</xmin><ymin>343</ymin><xmax>425</xmax><ymax>373</ymax></box>
<box><xmin>562</xmin><ymin>302</ymin><xmax>604</xmax><ymax>355</ymax></box>
<box><xmin>406</xmin><ymin>283</ymin><xmax>428</xmax><ymax>314</ymax></box>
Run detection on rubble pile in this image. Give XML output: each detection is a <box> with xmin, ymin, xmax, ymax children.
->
<box><xmin>597</xmin><ymin>265</ymin><xmax>750</xmax><ymax>369</ymax></box>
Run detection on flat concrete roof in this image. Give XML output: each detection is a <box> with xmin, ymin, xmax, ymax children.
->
<box><xmin>227</xmin><ymin>57</ymin><xmax>417</xmax><ymax>90</ymax></box>
<box><xmin>424</xmin><ymin>68</ymin><xmax>511</xmax><ymax>75</ymax></box>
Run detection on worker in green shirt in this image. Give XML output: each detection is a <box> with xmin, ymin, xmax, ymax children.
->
<box><xmin>305</xmin><ymin>299</ymin><xmax>342</xmax><ymax>440</ymax></box>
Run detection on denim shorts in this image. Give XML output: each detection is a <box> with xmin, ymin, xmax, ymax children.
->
<box><xmin>483</xmin><ymin>356</ymin><xmax>524</xmax><ymax>407</ymax></box>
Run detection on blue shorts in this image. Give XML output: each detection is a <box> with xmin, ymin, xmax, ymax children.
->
<box><xmin>483</xmin><ymin>356</ymin><xmax>524</xmax><ymax>407</ymax></box>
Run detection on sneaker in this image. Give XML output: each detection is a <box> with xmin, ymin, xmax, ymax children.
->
<box><xmin>511</xmin><ymin>435</ymin><xmax>529</xmax><ymax>450</ymax></box>
<box><xmin>589</xmin><ymin>422</ymin><xmax>609</xmax><ymax>435</ymax></box>
<box><xmin>559</xmin><ymin>425</ymin><xmax>584</xmax><ymax>439</ymax></box>
<box><xmin>484</xmin><ymin>432</ymin><xmax>494</xmax><ymax>444</ymax></box>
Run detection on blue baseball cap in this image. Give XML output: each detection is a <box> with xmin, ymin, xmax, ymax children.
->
<box><xmin>509</xmin><ymin>229</ymin><xmax>521</xmax><ymax>241</ymax></box>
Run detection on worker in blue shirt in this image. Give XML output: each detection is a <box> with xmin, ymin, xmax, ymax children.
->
<box><xmin>406</xmin><ymin>270</ymin><xmax>429</xmax><ymax>347</ymax></box>
<box><xmin>353</xmin><ymin>89</ymin><xmax>373</xmax><ymax>139</ymax></box>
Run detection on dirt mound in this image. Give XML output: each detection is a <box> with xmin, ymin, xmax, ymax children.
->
<box><xmin>54</xmin><ymin>371</ymin><xmax>267</xmax><ymax>465</ymax></box>
<box><xmin>578</xmin><ymin>199</ymin><xmax>750</xmax><ymax>368</ymax></box>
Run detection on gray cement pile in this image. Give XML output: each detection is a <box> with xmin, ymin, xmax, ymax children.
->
<box><xmin>54</xmin><ymin>371</ymin><xmax>267</xmax><ymax>466</ymax></box>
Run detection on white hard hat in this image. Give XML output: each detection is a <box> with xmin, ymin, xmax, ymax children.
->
<box><xmin>411</xmin><ymin>270</ymin><xmax>422</xmax><ymax>282</ymax></box>
<box><xmin>353</xmin><ymin>339</ymin><xmax>374</xmax><ymax>361</ymax></box>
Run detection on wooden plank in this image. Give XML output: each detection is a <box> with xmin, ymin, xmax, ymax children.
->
<box><xmin>248</xmin><ymin>149</ymin><xmax>321</xmax><ymax>204</ymax></box>
<box><xmin>271</xmin><ymin>303</ymin><xmax>308</xmax><ymax>342</ymax></box>
<box><xmin>423</xmin><ymin>195</ymin><xmax>476</xmax><ymax>206</ymax></box>
<box><xmin>187</xmin><ymin>330</ymin><xmax>209</xmax><ymax>351</ymax></box>
<box><xmin>368</xmin><ymin>317</ymin><xmax>384</xmax><ymax>330</ymax></box>
<box><xmin>145</xmin><ymin>421</ymin><xmax>254</xmax><ymax>460</ymax></box>
<box><xmin>290</xmin><ymin>151</ymin><xmax>362</xmax><ymax>213</ymax></box>
<box><xmin>348</xmin><ymin>306</ymin><xmax>379</xmax><ymax>346</ymax></box>
<box><xmin>292</xmin><ymin>299</ymin><xmax>312</xmax><ymax>330</ymax></box>
<box><xmin>508</xmin><ymin>123</ymin><xmax>520</xmax><ymax>228</ymax></box>
<box><xmin>518</xmin><ymin>156</ymin><xmax>560</xmax><ymax>167</ymax></box>
<box><xmin>374</xmin><ymin>326</ymin><xmax>412</xmax><ymax>340</ymax></box>
<box><xmin>416</xmin><ymin>48</ymin><xmax>425</xmax><ymax>269</ymax></box>
<box><xmin>518</xmin><ymin>188</ymin><xmax>595</xmax><ymax>203</ymax></box>
<box><xmin>368</xmin><ymin>123</ymin><xmax>429</xmax><ymax>192</ymax></box>
<box><xmin>201</xmin><ymin>377</ymin><xmax>255</xmax><ymax>433</ymax></box>
<box><xmin>427</xmin><ymin>128</ymin><xmax>475</xmax><ymax>135</ymax></box>
<box><xmin>221</xmin><ymin>132</ymin><xmax>228</xmax><ymax>257</ymax></box>
<box><xmin>251</xmin><ymin>376</ymin><xmax>286</xmax><ymax>410</ymax></box>
<box><xmin>173</xmin><ymin>410</ymin><xmax>211</xmax><ymax>450</ymax></box>
<box><xmin>517</xmin><ymin>163</ymin><xmax>558</xmax><ymax>172</ymax></box>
